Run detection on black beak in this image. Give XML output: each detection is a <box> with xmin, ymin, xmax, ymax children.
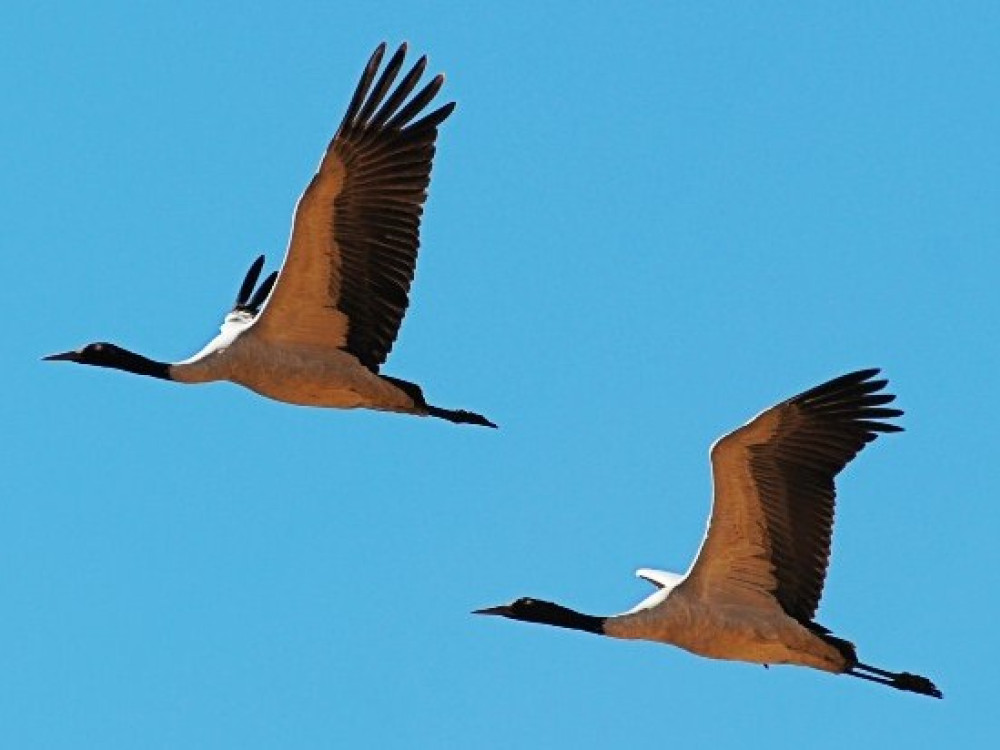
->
<box><xmin>472</xmin><ymin>605</ymin><xmax>512</xmax><ymax>617</ymax></box>
<box><xmin>42</xmin><ymin>350</ymin><xmax>79</xmax><ymax>362</ymax></box>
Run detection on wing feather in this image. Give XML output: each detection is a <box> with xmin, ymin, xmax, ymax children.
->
<box><xmin>234</xmin><ymin>255</ymin><xmax>265</xmax><ymax>309</ymax></box>
<box><xmin>681</xmin><ymin>369</ymin><xmax>903</xmax><ymax>622</ymax></box>
<box><xmin>253</xmin><ymin>43</ymin><xmax>455</xmax><ymax>370</ymax></box>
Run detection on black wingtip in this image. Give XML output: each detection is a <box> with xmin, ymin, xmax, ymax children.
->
<box><xmin>370</xmin><ymin>53</ymin><xmax>432</xmax><ymax>129</ymax></box>
<box><xmin>336</xmin><ymin>43</ymin><xmax>389</xmax><ymax>136</ymax></box>
<box><xmin>783</xmin><ymin>368</ymin><xmax>905</xmax><ymax>444</ymax></box>
<box><xmin>796</xmin><ymin>369</ymin><xmax>902</xmax><ymax>411</ymax></box>
<box><xmin>235</xmin><ymin>255</ymin><xmax>266</xmax><ymax>307</ymax></box>
<box><xmin>232</xmin><ymin>255</ymin><xmax>278</xmax><ymax>315</ymax></box>
<box><xmin>247</xmin><ymin>270</ymin><xmax>278</xmax><ymax>313</ymax></box>
<box><xmin>355</xmin><ymin>42</ymin><xmax>409</xmax><ymax>125</ymax></box>
<box><xmin>808</xmin><ymin>368</ymin><xmax>883</xmax><ymax>394</ymax></box>
<box><xmin>854</xmin><ymin>367</ymin><xmax>882</xmax><ymax>380</ymax></box>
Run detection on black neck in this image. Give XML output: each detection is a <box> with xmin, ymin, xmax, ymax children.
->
<box><xmin>93</xmin><ymin>347</ymin><xmax>171</xmax><ymax>380</ymax></box>
<box><xmin>117</xmin><ymin>351</ymin><xmax>171</xmax><ymax>380</ymax></box>
<box><xmin>523</xmin><ymin>601</ymin><xmax>607</xmax><ymax>635</ymax></box>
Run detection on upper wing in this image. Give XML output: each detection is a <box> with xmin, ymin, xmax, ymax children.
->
<box><xmin>252</xmin><ymin>43</ymin><xmax>455</xmax><ymax>371</ymax></box>
<box><xmin>680</xmin><ymin>369</ymin><xmax>903</xmax><ymax>622</ymax></box>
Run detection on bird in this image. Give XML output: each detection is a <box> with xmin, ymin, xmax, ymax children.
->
<box><xmin>43</xmin><ymin>43</ymin><xmax>495</xmax><ymax>428</ymax></box>
<box><xmin>475</xmin><ymin>369</ymin><xmax>941</xmax><ymax>698</ymax></box>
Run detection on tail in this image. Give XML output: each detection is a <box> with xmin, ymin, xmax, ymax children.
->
<box><xmin>426</xmin><ymin>404</ymin><xmax>497</xmax><ymax>428</ymax></box>
<box><xmin>812</xmin><ymin>625</ymin><xmax>942</xmax><ymax>699</ymax></box>
<box><xmin>846</xmin><ymin>662</ymin><xmax>942</xmax><ymax>699</ymax></box>
<box><xmin>381</xmin><ymin>375</ymin><xmax>497</xmax><ymax>428</ymax></box>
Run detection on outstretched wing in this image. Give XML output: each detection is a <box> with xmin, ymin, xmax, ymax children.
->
<box><xmin>253</xmin><ymin>42</ymin><xmax>455</xmax><ymax>371</ymax></box>
<box><xmin>681</xmin><ymin>369</ymin><xmax>903</xmax><ymax>622</ymax></box>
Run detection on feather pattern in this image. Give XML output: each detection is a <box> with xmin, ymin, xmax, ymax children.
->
<box><xmin>253</xmin><ymin>42</ymin><xmax>455</xmax><ymax>371</ymax></box>
<box><xmin>232</xmin><ymin>256</ymin><xmax>278</xmax><ymax>316</ymax></box>
<box><xmin>683</xmin><ymin>369</ymin><xmax>903</xmax><ymax>623</ymax></box>
<box><xmin>234</xmin><ymin>255</ymin><xmax>265</xmax><ymax>309</ymax></box>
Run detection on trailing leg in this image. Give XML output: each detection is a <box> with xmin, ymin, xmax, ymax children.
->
<box><xmin>846</xmin><ymin>662</ymin><xmax>942</xmax><ymax>698</ymax></box>
<box><xmin>382</xmin><ymin>375</ymin><xmax>497</xmax><ymax>428</ymax></box>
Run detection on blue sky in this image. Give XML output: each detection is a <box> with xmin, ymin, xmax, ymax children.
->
<box><xmin>4</xmin><ymin>2</ymin><xmax>997</xmax><ymax>747</ymax></box>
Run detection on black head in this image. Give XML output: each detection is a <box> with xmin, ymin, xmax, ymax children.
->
<box><xmin>473</xmin><ymin>597</ymin><xmax>605</xmax><ymax>634</ymax></box>
<box><xmin>44</xmin><ymin>342</ymin><xmax>119</xmax><ymax>365</ymax></box>
<box><xmin>474</xmin><ymin>597</ymin><xmax>547</xmax><ymax>620</ymax></box>
<box><xmin>43</xmin><ymin>342</ymin><xmax>170</xmax><ymax>379</ymax></box>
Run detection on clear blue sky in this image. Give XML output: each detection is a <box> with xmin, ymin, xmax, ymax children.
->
<box><xmin>4</xmin><ymin>2</ymin><xmax>996</xmax><ymax>747</ymax></box>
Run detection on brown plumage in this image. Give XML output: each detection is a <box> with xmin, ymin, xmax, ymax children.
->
<box><xmin>476</xmin><ymin>370</ymin><xmax>940</xmax><ymax>697</ymax></box>
<box><xmin>254</xmin><ymin>42</ymin><xmax>455</xmax><ymax>369</ymax></box>
<box><xmin>686</xmin><ymin>368</ymin><xmax>903</xmax><ymax>623</ymax></box>
<box><xmin>44</xmin><ymin>43</ymin><xmax>494</xmax><ymax>427</ymax></box>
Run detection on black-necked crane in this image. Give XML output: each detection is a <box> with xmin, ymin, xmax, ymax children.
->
<box><xmin>44</xmin><ymin>43</ymin><xmax>495</xmax><ymax>428</ymax></box>
<box><xmin>476</xmin><ymin>369</ymin><xmax>941</xmax><ymax>697</ymax></box>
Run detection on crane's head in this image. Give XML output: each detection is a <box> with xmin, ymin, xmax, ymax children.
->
<box><xmin>474</xmin><ymin>597</ymin><xmax>546</xmax><ymax>621</ymax></box>
<box><xmin>473</xmin><ymin>597</ymin><xmax>606</xmax><ymax>634</ymax></box>
<box><xmin>43</xmin><ymin>342</ymin><xmax>170</xmax><ymax>379</ymax></box>
<box><xmin>44</xmin><ymin>342</ymin><xmax>120</xmax><ymax>365</ymax></box>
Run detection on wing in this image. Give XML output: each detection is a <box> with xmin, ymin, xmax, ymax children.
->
<box><xmin>231</xmin><ymin>255</ymin><xmax>278</xmax><ymax>317</ymax></box>
<box><xmin>681</xmin><ymin>369</ymin><xmax>903</xmax><ymax>622</ymax></box>
<box><xmin>252</xmin><ymin>42</ymin><xmax>455</xmax><ymax>371</ymax></box>
<box><xmin>234</xmin><ymin>255</ymin><xmax>265</xmax><ymax>310</ymax></box>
